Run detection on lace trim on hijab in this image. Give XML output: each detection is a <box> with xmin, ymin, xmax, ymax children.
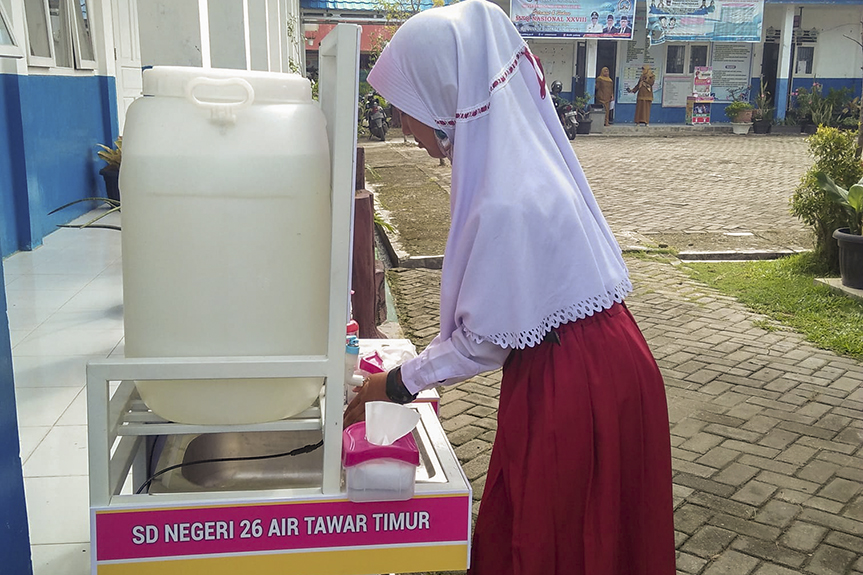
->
<box><xmin>434</xmin><ymin>44</ymin><xmax>538</xmax><ymax>128</ymax></box>
<box><xmin>460</xmin><ymin>277</ymin><xmax>633</xmax><ymax>349</ymax></box>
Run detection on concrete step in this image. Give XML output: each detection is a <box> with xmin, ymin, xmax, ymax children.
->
<box><xmin>586</xmin><ymin>123</ymin><xmax>732</xmax><ymax>137</ymax></box>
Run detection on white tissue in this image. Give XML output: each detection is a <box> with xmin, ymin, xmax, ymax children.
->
<box><xmin>365</xmin><ymin>401</ymin><xmax>420</xmax><ymax>446</ymax></box>
<box><xmin>373</xmin><ymin>341</ymin><xmax>418</xmax><ymax>370</ymax></box>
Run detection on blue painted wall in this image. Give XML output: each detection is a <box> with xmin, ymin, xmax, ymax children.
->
<box><xmin>0</xmin><ymin>261</ymin><xmax>32</xmax><ymax>573</ymax></box>
<box><xmin>0</xmin><ymin>74</ymin><xmax>29</xmax><ymax>257</ymax></box>
<box><xmin>0</xmin><ymin>74</ymin><xmax>117</xmax><ymax>258</ymax></box>
<box><xmin>613</xmin><ymin>103</ymin><xmax>687</xmax><ymax>124</ymax></box>
<box><xmin>613</xmin><ymin>77</ymin><xmax>861</xmax><ymax>124</ymax></box>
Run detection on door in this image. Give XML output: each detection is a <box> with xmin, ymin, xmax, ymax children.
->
<box><xmin>595</xmin><ymin>41</ymin><xmax>617</xmax><ymax>80</ymax></box>
<box><xmin>574</xmin><ymin>42</ymin><xmax>586</xmax><ymax>98</ymax></box>
<box><xmin>596</xmin><ymin>42</ymin><xmax>617</xmax><ymax>121</ymax></box>
<box><xmin>112</xmin><ymin>0</ymin><xmax>142</xmax><ymax>134</ymax></box>
<box><xmin>761</xmin><ymin>42</ymin><xmax>779</xmax><ymax>106</ymax></box>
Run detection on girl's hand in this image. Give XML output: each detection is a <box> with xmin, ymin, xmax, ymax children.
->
<box><xmin>343</xmin><ymin>371</ymin><xmax>390</xmax><ymax>427</ymax></box>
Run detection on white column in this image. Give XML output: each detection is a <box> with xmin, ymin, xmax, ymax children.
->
<box><xmin>776</xmin><ymin>4</ymin><xmax>795</xmax><ymax>119</ymax></box>
<box><xmin>586</xmin><ymin>39</ymin><xmax>597</xmax><ymax>102</ymax></box>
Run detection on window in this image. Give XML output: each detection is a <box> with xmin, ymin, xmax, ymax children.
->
<box><xmin>666</xmin><ymin>45</ymin><xmax>685</xmax><ymax>74</ymax></box>
<box><xmin>795</xmin><ymin>45</ymin><xmax>814</xmax><ymax>76</ymax></box>
<box><xmin>666</xmin><ymin>44</ymin><xmax>710</xmax><ymax>75</ymax></box>
<box><xmin>689</xmin><ymin>45</ymin><xmax>708</xmax><ymax>73</ymax></box>
<box><xmin>23</xmin><ymin>0</ymin><xmax>94</xmax><ymax>69</ymax></box>
<box><xmin>0</xmin><ymin>0</ymin><xmax>23</xmax><ymax>58</ymax></box>
<box><xmin>70</xmin><ymin>0</ymin><xmax>95</xmax><ymax>67</ymax></box>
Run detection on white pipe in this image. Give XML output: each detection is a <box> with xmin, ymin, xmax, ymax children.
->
<box><xmin>243</xmin><ymin>0</ymin><xmax>252</xmax><ymax>70</ymax></box>
<box><xmin>198</xmin><ymin>0</ymin><xmax>211</xmax><ymax>68</ymax></box>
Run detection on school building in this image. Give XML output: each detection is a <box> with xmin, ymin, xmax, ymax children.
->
<box><xmin>520</xmin><ymin>0</ymin><xmax>863</xmax><ymax>123</ymax></box>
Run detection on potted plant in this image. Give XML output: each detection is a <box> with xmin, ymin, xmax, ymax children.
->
<box><xmin>772</xmin><ymin>116</ymin><xmax>802</xmax><ymax>135</ymax></box>
<box><xmin>97</xmin><ymin>137</ymin><xmax>122</xmax><ymax>201</ymax></box>
<box><xmin>725</xmin><ymin>101</ymin><xmax>754</xmax><ymax>134</ymax></box>
<box><xmin>752</xmin><ymin>80</ymin><xmax>773</xmax><ymax>134</ymax></box>
<box><xmin>813</xmin><ymin>171</ymin><xmax>863</xmax><ymax>288</ymax></box>
<box><xmin>573</xmin><ymin>95</ymin><xmax>592</xmax><ymax>134</ymax></box>
<box><xmin>792</xmin><ymin>84</ymin><xmax>831</xmax><ymax>134</ymax></box>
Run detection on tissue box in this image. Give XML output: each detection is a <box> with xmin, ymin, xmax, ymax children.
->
<box><xmin>342</xmin><ymin>422</ymin><xmax>420</xmax><ymax>503</ymax></box>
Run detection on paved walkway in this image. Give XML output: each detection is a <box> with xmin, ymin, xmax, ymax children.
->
<box><xmin>368</xmin><ymin>135</ymin><xmax>863</xmax><ymax>575</ymax></box>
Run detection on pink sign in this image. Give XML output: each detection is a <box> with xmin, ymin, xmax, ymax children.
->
<box><xmin>694</xmin><ymin>66</ymin><xmax>712</xmax><ymax>97</ymax></box>
<box><xmin>95</xmin><ymin>495</ymin><xmax>470</xmax><ymax>562</ymax></box>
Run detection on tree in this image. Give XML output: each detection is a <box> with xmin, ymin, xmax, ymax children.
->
<box><xmin>369</xmin><ymin>0</ymin><xmax>448</xmax><ymax>65</ymax></box>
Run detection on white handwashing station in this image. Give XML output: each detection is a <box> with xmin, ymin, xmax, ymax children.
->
<box><xmin>87</xmin><ymin>25</ymin><xmax>472</xmax><ymax>575</ymax></box>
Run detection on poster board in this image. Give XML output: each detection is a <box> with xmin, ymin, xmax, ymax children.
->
<box><xmin>662</xmin><ymin>75</ymin><xmax>693</xmax><ymax>108</ymax></box>
<box><xmin>694</xmin><ymin>66</ymin><xmax>712</xmax><ymax>96</ymax></box>
<box><xmin>711</xmin><ymin>44</ymin><xmax>752</xmax><ymax>102</ymax></box>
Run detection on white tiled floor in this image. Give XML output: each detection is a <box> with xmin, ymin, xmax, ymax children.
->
<box><xmin>4</xmin><ymin>209</ymin><xmax>123</xmax><ymax>574</ymax></box>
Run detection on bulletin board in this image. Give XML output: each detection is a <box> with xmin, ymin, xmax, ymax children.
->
<box><xmin>662</xmin><ymin>75</ymin><xmax>693</xmax><ymax>108</ymax></box>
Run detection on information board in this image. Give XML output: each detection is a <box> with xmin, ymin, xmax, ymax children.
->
<box><xmin>662</xmin><ymin>76</ymin><xmax>693</xmax><ymax>108</ymax></box>
<box><xmin>711</xmin><ymin>44</ymin><xmax>752</xmax><ymax>102</ymax></box>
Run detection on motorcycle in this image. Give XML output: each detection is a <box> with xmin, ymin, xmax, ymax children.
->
<box><xmin>553</xmin><ymin>96</ymin><xmax>578</xmax><ymax>140</ymax></box>
<box><xmin>364</xmin><ymin>93</ymin><xmax>389</xmax><ymax>141</ymax></box>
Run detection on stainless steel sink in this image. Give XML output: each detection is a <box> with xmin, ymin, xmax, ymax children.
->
<box><xmin>151</xmin><ymin>413</ymin><xmax>447</xmax><ymax>493</ymax></box>
<box><xmin>181</xmin><ymin>430</ymin><xmax>325</xmax><ymax>490</ymax></box>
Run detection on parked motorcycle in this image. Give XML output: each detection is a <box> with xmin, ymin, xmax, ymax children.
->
<box><xmin>364</xmin><ymin>92</ymin><xmax>389</xmax><ymax>141</ymax></box>
<box><xmin>550</xmin><ymin>81</ymin><xmax>577</xmax><ymax>140</ymax></box>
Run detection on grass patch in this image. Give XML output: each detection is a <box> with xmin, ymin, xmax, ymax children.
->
<box><xmin>681</xmin><ymin>253</ymin><xmax>863</xmax><ymax>360</ymax></box>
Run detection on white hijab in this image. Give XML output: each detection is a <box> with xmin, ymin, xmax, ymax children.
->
<box><xmin>368</xmin><ymin>0</ymin><xmax>630</xmax><ymax>349</ymax></box>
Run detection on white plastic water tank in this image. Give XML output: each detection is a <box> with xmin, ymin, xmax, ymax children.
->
<box><xmin>121</xmin><ymin>67</ymin><xmax>331</xmax><ymax>425</ymax></box>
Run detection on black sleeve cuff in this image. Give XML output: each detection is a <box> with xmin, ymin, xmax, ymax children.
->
<box><xmin>385</xmin><ymin>366</ymin><xmax>418</xmax><ymax>404</ymax></box>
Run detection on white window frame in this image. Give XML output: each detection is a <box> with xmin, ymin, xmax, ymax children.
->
<box><xmin>665</xmin><ymin>44</ymin><xmax>686</xmax><ymax>74</ymax></box>
<box><xmin>70</xmin><ymin>0</ymin><xmax>95</xmax><ymax>69</ymax></box>
<box><xmin>23</xmin><ymin>0</ymin><xmax>95</xmax><ymax>70</ymax></box>
<box><xmin>794</xmin><ymin>44</ymin><xmax>815</xmax><ymax>77</ymax></box>
<box><xmin>665</xmin><ymin>43</ymin><xmax>711</xmax><ymax>75</ymax></box>
<box><xmin>0</xmin><ymin>1</ymin><xmax>23</xmax><ymax>58</ymax></box>
<box><xmin>688</xmin><ymin>43</ymin><xmax>709</xmax><ymax>74</ymax></box>
<box><xmin>23</xmin><ymin>0</ymin><xmax>55</xmax><ymax>67</ymax></box>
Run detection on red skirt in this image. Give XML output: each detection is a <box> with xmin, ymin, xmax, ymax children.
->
<box><xmin>469</xmin><ymin>302</ymin><xmax>675</xmax><ymax>575</ymax></box>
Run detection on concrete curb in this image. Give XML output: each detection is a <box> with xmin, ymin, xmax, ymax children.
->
<box><xmin>814</xmin><ymin>277</ymin><xmax>863</xmax><ymax>302</ymax></box>
<box><xmin>374</xmin><ymin>222</ymin><xmax>445</xmax><ymax>270</ymax></box>
<box><xmin>378</xmin><ymin>224</ymin><xmax>810</xmax><ymax>268</ymax></box>
<box><xmin>677</xmin><ymin>249</ymin><xmax>810</xmax><ymax>261</ymax></box>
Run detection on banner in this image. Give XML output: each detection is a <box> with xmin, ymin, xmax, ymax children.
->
<box><xmin>511</xmin><ymin>0</ymin><xmax>636</xmax><ymax>39</ymax></box>
<box><xmin>647</xmin><ymin>0</ymin><xmax>764</xmax><ymax>45</ymax></box>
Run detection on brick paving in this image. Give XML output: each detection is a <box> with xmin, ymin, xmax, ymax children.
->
<box><xmin>371</xmin><ymin>135</ymin><xmax>863</xmax><ymax>574</ymax></box>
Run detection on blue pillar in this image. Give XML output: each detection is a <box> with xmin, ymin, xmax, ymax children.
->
<box><xmin>775</xmin><ymin>5</ymin><xmax>795</xmax><ymax>120</ymax></box>
<box><xmin>0</xmin><ymin>262</ymin><xmax>32</xmax><ymax>573</ymax></box>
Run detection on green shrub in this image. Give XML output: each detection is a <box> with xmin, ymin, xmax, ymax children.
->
<box><xmin>790</xmin><ymin>126</ymin><xmax>863</xmax><ymax>272</ymax></box>
<box><xmin>840</xmin><ymin>116</ymin><xmax>860</xmax><ymax>130</ymax></box>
